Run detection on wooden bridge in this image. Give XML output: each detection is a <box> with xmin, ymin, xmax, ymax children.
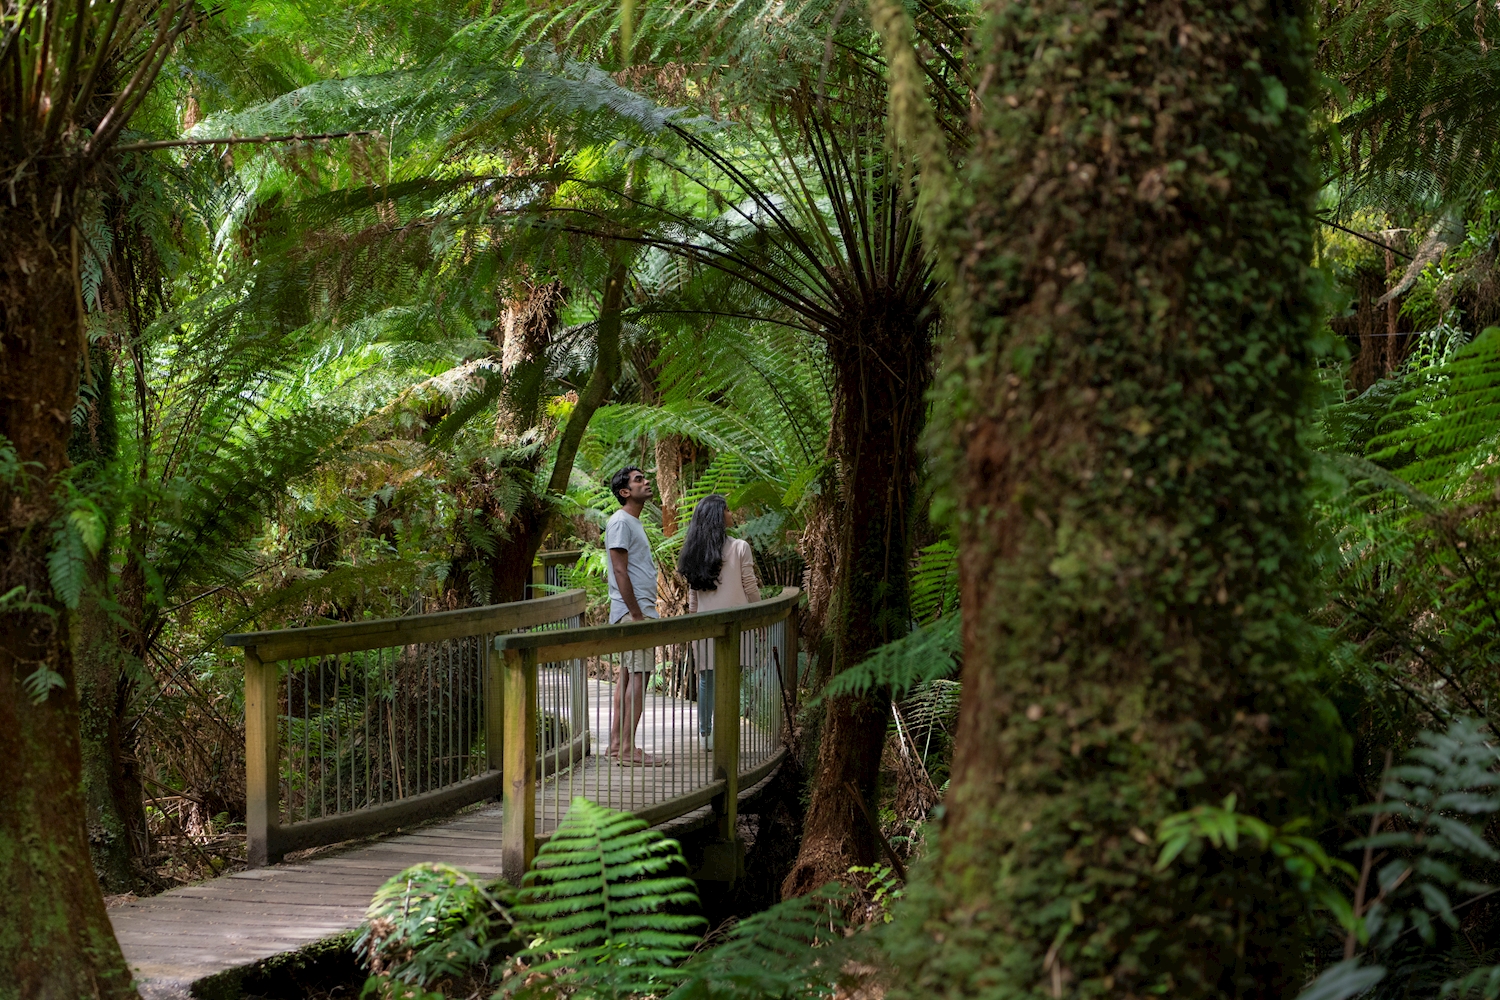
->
<box><xmin>108</xmin><ymin>583</ymin><xmax>798</xmax><ymax>996</ymax></box>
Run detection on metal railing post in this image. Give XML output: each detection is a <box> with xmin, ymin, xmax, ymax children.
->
<box><xmin>244</xmin><ymin>647</ymin><xmax>280</xmax><ymax>867</ymax></box>
<box><xmin>786</xmin><ymin>608</ymin><xmax>799</xmax><ymax>720</ymax></box>
<box><xmin>501</xmin><ymin>647</ymin><xmax>537</xmax><ymax>884</ymax></box>
<box><xmin>570</xmin><ymin>658</ymin><xmax>587</xmax><ymax>745</ymax></box>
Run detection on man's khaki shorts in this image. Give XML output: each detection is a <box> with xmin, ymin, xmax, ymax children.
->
<box><xmin>609</xmin><ymin>609</ymin><xmax>659</xmax><ymax>674</ymax></box>
<box><xmin>620</xmin><ymin>646</ymin><xmax>655</xmax><ymax>674</ymax></box>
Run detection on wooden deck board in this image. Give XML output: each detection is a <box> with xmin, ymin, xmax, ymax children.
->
<box><xmin>114</xmin><ymin>676</ymin><xmax>783</xmax><ymax>997</ymax></box>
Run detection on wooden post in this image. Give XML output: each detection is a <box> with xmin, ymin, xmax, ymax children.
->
<box><xmin>486</xmin><ymin>636</ymin><xmax>504</xmax><ymax>775</ymax></box>
<box><xmin>501</xmin><ymin>647</ymin><xmax>537</xmax><ymax>884</ymax></box>
<box><xmin>244</xmin><ymin>647</ymin><xmax>280</xmax><ymax>867</ymax></box>
<box><xmin>712</xmin><ymin>624</ymin><xmax>741</xmax><ymax>843</ymax></box>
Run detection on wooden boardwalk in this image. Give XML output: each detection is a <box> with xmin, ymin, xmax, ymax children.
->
<box><xmin>111</xmin><ymin>678</ymin><xmax>781</xmax><ymax>997</ymax></box>
<box><xmin>113</xmin><ymin>806</ymin><xmax>511</xmax><ymax>997</ymax></box>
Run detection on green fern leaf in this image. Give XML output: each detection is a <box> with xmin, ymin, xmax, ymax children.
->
<box><xmin>506</xmin><ymin>798</ymin><xmax>704</xmax><ymax>998</ymax></box>
<box><xmin>669</xmin><ymin>885</ymin><xmax>849</xmax><ymax>1000</ymax></box>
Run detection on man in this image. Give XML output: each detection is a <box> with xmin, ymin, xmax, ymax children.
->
<box><xmin>604</xmin><ymin>466</ymin><xmax>664</xmax><ymax>765</ymax></box>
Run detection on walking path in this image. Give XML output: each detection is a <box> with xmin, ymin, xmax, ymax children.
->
<box><xmin>111</xmin><ymin>678</ymin><xmax>780</xmax><ymax>997</ymax></box>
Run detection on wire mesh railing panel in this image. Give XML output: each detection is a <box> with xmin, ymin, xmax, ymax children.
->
<box><xmin>276</xmin><ymin>636</ymin><xmax>487</xmax><ymax>826</ymax></box>
<box><xmin>531</xmin><ymin>618</ymin><xmax>790</xmax><ymax>834</ymax></box>
<box><xmin>740</xmin><ymin>619</ymin><xmax>789</xmax><ymax>771</ymax></box>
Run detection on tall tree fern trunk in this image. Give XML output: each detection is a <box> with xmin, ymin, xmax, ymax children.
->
<box><xmin>1</xmin><ymin>211</ymin><xmax>138</xmax><ymax>997</ymax></box>
<box><xmin>886</xmin><ymin>0</ymin><xmax>1335</xmax><ymax>995</ymax></box>
<box><xmin>783</xmin><ymin>310</ymin><xmax>932</xmax><ymax>897</ymax></box>
<box><xmin>487</xmin><ymin>260</ymin><xmax>626</xmax><ymax>603</ymax></box>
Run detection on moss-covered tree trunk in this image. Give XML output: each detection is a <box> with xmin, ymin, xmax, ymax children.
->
<box><xmin>783</xmin><ymin>310</ymin><xmax>932</xmax><ymax>896</ymax></box>
<box><xmin>888</xmin><ymin>0</ymin><xmax>1334</xmax><ymax>995</ymax></box>
<box><xmin>1</xmin><ymin>212</ymin><xmax>139</xmax><ymax>997</ymax></box>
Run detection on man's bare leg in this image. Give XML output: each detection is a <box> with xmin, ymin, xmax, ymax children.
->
<box><xmin>607</xmin><ymin>665</ymin><xmax>631</xmax><ymax>756</ymax></box>
<box><xmin>615</xmin><ymin>671</ymin><xmax>662</xmax><ymax>764</ymax></box>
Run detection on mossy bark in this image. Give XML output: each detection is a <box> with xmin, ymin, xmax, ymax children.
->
<box><xmin>1</xmin><ymin>215</ymin><xmax>138</xmax><ymax>998</ymax></box>
<box><xmin>887</xmin><ymin>0</ymin><xmax>1340</xmax><ymax>996</ymax></box>
<box><xmin>76</xmin><ymin>595</ymin><xmax>147</xmax><ymax>895</ymax></box>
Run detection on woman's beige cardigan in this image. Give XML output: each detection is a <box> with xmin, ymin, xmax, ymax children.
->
<box><xmin>688</xmin><ymin>537</ymin><xmax>760</xmax><ymax>672</ymax></box>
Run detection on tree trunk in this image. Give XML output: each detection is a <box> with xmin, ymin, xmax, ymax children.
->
<box><xmin>887</xmin><ymin>0</ymin><xmax>1335</xmax><ymax>997</ymax></box>
<box><xmin>782</xmin><ymin>312</ymin><xmax>932</xmax><ymax>897</ymax></box>
<box><xmin>70</xmin><ymin>345</ymin><xmax>149</xmax><ymax>894</ymax></box>
<box><xmin>1</xmin><ymin>216</ymin><xmax>139</xmax><ymax>997</ymax></box>
<box><xmin>76</xmin><ymin>585</ymin><xmax>148</xmax><ymax>895</ymax></box>
<box><xmin>496</xmin><ymin>278</ymin><xmax>564</xmax><ymax>442</ymax></box>
<box><xmin>633</xmin><ymin>338</ymin><xmax>687</xmax><ymax>610</ymax></box>
<box><xmin>487</xmin><ymin>262</ymin><xmax>626</xmax><ymax>603</ymax></box>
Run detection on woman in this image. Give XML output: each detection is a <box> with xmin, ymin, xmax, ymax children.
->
<box><xmin>678</xmin><ymin>494</ymin><xmax>760</xmax><ymax>745</ymax></box>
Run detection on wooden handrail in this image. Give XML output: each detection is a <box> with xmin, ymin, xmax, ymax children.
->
<box><xmin>493</xmin><ymin>587</ymin><xmax>800</xmax><ymax>662</ymax></box>
<box><xmin>224</xmin><ymin>589</ymin><xmax>587</xmax><ymax>661</ymax></box>
<box><xmin>232</xmin><ymin>589</ymin><xmax>587</xmax><ymax>866</ymax></box>
<box><xmin>537</xmin><ymin>549</ymin><xmax>583</xmax><ymax>566</ymax></box>
<box><xmin>496</xmin><ymin>587</ymin><xmax>800</xmax><ymax>884</ymax></box>
<box><xmin>235</xmin><ymin>585</ymin><xmax>800</xmax><ymax>873</ymax></box>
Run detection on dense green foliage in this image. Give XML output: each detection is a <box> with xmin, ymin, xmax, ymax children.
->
<box><xmin>355</xmin><ymin>801</ymin><xmax>852</xmax><ymax>1000</ymax></box>
<box><xmin>17</xmin><ymin>0</ymin><xmax>1500</xmax><ymax>994</ymax></box>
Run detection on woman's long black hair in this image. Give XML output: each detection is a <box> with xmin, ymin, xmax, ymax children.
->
<box><xmin>678</xmin><ymin>494</ymin><xmax>729</xmax><ymax>591</ymax></box>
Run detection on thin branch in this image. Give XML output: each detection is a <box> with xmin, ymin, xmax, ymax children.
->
<box><xmin>1319</xmin><ymin>216</ymin><xmax>1416</xmax><ymax>261</ymax></box>
<box><xmin>83</xmin><ymin>0</ymin><xmax>194</xmax><ymax>165</ymax></box>
<box><xmin>70</xmin><ymin>0</ymin><xmax>137</xmax><ymax>123</ymax></box>
<box><xmin>115</xmin><ymin>129</ymin><xmax>379</xmax><ymax>152</ymax></box>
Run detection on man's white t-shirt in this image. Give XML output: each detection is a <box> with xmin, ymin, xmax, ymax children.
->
<box><xmin>605</xmin><ymin>508</ymin><xmax>658</xmax><ymax>624</ymax></box>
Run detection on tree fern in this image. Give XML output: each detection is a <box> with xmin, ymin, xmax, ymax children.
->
<box><xmin>668</xmin><ymin>886</ymin><xmax>850</xmax><ymax>1000</ymax></box>
<box><xmin>1369</xmin><ymin>325</ymin><xmax>1500</xmax><ymax>495</ymax></box>
<box><xmin>504</xmin><ymin>798</ymin><xmax>704</xmax><ymax>999</ymax></box>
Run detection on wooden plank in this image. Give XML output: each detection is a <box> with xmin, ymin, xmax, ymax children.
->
<box><xmin>153</xmin><ymin>891</ymin><xmax>381</xmax><ymax>904</ymax></box>
<box><xmin>225</xmin><ymin>590</ymin><xmax>586</xmax><ymax>660</ymax></box>
<box><xmin>493</xmin><ymin>587</ymin><xmax>799</xmax><ymax>661</ymax></box>
<box><xmin>265</xmin><ymin>772</ymin><xmax>504</xmax><ymax>858</ymax></box>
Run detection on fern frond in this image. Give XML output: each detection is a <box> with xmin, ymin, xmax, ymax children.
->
<box><xmin>668</xmin><ymin>885</ymin><xmax>850</xmax><ymax>1000</ymax></box>
<box><xmin>815</xmin><ymin>613</ymin><xmax>962</xmax><ymax>704</ymax></box>
<box><xmin>1369</xmin><ymin>326</ymin><xmax>1500</xmax><ymax>495</ymax></box>
<box><xmin>355</xmin><ymin>862</ymin><xmax>513</xmax><ymax>986</ymax></box>
<box><xmin>506</xmin><ymin>799</ymin><xmax>704</xmax><ymax>998</ymax></box>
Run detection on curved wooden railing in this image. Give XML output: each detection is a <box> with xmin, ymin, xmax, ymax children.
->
<box><xmin>226</xmin><ymin>585</ymin><xmax>800</xmax><ymax>880</ymax></box>
<box><xmin>224</xmin><ymin>590</ymin><xmax>586</xmax><ymax>865</ymax></box>
<box><xmin>492</xmin><ymin>586</ymin><xmax>799</xmax><ymax>881</ymax></box>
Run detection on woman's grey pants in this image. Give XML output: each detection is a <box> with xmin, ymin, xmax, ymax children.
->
<box><xmin>698</xmin><ymin>669</ymin><xmax>714</xmax><ymax>737</ymax></box>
